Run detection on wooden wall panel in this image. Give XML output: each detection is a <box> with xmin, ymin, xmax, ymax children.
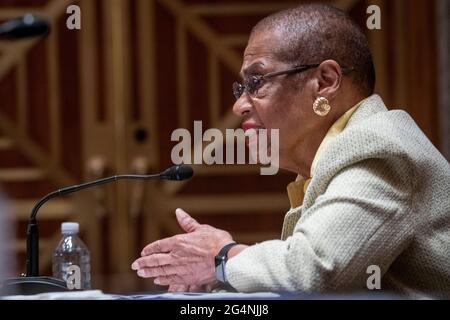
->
<box><xmin>0</xmin><ymin>70</ymin><xmax>17</xmax><ymax>121</ymax></box>
<box><xmin>0</xmin><ymin>0</ymin><xmax>48</xmax><ymax>6</ymax></box>
<box><xmin>405</xmin><ymin>0</ymin><xmax>440</xmax><ymax>147</ymax></box>
<box><xmin>57</xmin><ymin>13</ymin><xmax>82</xmax><ymax>178</ymax></box>
<box><xmin>26</xmin><ymin>40</ymin><xmax>50</xmax><ymax>152</ymax></box>
<box><xmin>155</xmin><ymin>0</ymin><xmax>179</xmax><ymax>168</ymax></box>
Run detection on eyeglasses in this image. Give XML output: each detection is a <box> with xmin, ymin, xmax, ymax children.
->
<box><xmin>232</xmin><ymin>64</ymin><xmax>354</xmax><ymax>100</ymax></box>
<box><xmin>232</xmin><ymin>64</ymin><xmax>319</xmax><ymax>100</ymax></box>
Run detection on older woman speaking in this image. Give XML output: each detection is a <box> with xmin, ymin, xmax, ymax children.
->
<box><xmin>132</xmin><ymin>3</ymin><xmax>450</xmax><ymax>298</ymax></box>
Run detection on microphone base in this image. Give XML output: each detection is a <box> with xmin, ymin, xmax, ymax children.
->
<box><xmin>1</xmin><ymin>276</ymin><xmax>68</xmax><ymax>296</ymax></box>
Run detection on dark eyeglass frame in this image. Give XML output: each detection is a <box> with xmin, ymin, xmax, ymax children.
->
<box><xmin>232</xmin><ymin>64</ymin><xmax>354</xmax><ymax>100</ymax></box>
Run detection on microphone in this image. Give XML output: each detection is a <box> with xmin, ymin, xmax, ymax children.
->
<box><xmin>0</xmin><ymin>14</ymin><xmax>50</xmax><ymax>39</ymax></box>
<box><xmin>1</xmin><ymin>165</ymin><xmax>193</xmax><ymax>295</ymax></box>
<box><xmin>161</xmin><ymin>164</ymin><xmax>193</xmax><ymax>181</ymax></box>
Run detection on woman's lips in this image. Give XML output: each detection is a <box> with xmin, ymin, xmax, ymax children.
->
<box><xmin>242</xmin><ymin>122</ymin><xmax>265</xmax><ymax>146</ymax></box>
<box><xmin>242</xmin><ymin>122</ymin><xmax>264</xmax><ymax>132</ymax></box>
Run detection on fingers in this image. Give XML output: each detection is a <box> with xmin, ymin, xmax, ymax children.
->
<box><xmin>131</xmin><ymin>253</ymin><xmax>176</xmax><ymax>270</ymax></box>
<box><xmin>168</xmin><ymin>284</ymin><xmax>205</xmax><ymax>293</ymax></box>
<box><xmin>154</xmin><ymin>274</ymin><xmax>187</xmax><ymax>286</ymax></box>
<box><xmin>132</xmin><ymin>254</ymin><xmax>187</xmax><ymax>280</ymax></box>
<box><xmin>139</xmin><ymin>209</ymin><xmax>200</xmax><ymax>257</ymax></box>
<box><xmin>188</xmin><ymin>285</ymin><xmax>205</xmax><ymax>293</ymax></box>
<box><xmin>135</xmin><ymin>264</ymin><xmax>185</xmax><ymax>278</ymax></box>
<box><xmin>141</xmin><ymin>236</ymin><xmax>177</xmax><ymax>256</ymax></box>
<box><xmin>168</xmin><ymin>284</ymin><xmax>189</xmax><ymax>292</ymax></box>
<box><xmin>175</xmin><ymin>208</ymin><xmax>200</xmax><ymax>233</ymax></box>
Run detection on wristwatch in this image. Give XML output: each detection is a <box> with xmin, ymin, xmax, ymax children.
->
<box><xmin>215</xmin><ymin>242</ymin><xmax>238</xmax><ymax>283</ymax></box>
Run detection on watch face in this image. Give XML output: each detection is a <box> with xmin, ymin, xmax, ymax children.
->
<box><xmin>215</xmin><ymin>257</ymin><xmax>226</xmax><ymax>283</ymax></box>
<box><xmin>215</xmin><ymin>256</ymin><xmax>224</xmax><ymax>267</ymax></box>
<box><xmin>215</xmin><ymin>243</ymin><xmax>237</xmax><ymax>283</ymax></box>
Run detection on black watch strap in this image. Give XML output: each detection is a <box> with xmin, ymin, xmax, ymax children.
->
<box><xmin>215</xmin><ymin>242</ymin><xmax>238</xmax><ymax>283</ymax></box>
<box><xmin>216</xmin><ymin>243</ymin><xmax>238</xmax><ymax>262</ymax></box>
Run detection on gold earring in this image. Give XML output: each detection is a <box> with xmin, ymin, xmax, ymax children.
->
<box><xmin>313</xmin><ymin>97</ymin><xmax>331</xmax><ymax>117</ymax></box>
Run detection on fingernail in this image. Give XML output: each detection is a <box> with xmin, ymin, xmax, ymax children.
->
<box><xmin>137</xmin><ymin>270</ymin><xmax>145</xmax><ymax>277</ymax></box>
<box><xmin>131</xmin><ymin>262</ymin><xmax>138</xmax><ymax>270</ymax></box>
<box><xmin>175</xmin><ymin>208</ymin><xmax>185</xmax><ymax>218</ymax></box>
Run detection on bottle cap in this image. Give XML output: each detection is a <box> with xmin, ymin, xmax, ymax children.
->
<box><xmin>61</xmin><ymin>222</ymin><xmax>79</xmax><ymax>234</ymax></box>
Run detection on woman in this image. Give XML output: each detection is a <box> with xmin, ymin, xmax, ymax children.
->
<box><xmin>132</xmin><ymin>3</ymin><xmax>450</xmax><ymax>299</ymax></box>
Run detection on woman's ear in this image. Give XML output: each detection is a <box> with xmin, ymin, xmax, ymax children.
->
<box><xmin>316</xmin><ymin>60</ymin><xmax>342</xmax><ymax>99</ymax></box>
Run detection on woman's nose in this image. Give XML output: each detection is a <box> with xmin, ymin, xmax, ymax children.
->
<box><xmin>232</xmin><ymin>95</ymin><xmax>252</xmax><ymax>116</ymax></box>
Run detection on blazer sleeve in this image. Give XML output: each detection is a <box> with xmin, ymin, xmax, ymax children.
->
<box><xmin>226</xmin><ymin>157</ymin><xmax>414</xmax><ymax>293</ymax></box>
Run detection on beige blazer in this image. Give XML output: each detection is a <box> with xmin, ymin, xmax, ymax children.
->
<box><xmin>226</xmin><ymin>95</ymin><xmax>450</xmax><ymax>299</ymax></box>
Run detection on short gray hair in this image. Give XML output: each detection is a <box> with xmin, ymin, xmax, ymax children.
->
<box><xmin>251</xmin><ymin>3</ymin><xmax>376</xmax><ymax>96</ymax></box>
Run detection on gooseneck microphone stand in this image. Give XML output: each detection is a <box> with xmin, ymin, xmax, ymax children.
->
<box><xmin>1</xmin><ymin>165</ymin><xmax>193</xmax><ymax>295</ymax></box>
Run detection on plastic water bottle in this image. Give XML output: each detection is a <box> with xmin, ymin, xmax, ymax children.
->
<box><xmin>52</xmin><ymin>222</ymin><xmax>91</xmax><ymax>290</ymax></box>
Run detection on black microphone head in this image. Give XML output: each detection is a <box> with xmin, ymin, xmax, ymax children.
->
<box><xmin>0</xmin><ymin>14</ymin><xmax>50</xmax><ymax>39</ymax></box>
<box><xmin>161</xmin><ymin>165</ymin><xmax>194</xmax><ymax>181</ymax></box>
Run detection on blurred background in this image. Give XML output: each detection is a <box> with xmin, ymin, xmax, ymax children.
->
<box><xmin>0</xmin><ymin>0</ymin><xmax>448</xmax><ymax>293</ymax></box>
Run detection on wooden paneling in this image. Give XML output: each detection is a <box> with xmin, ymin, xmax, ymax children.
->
<box><xmin>0</xmin><ymin>69</ymin><xmax>17</xmax><ymax>121</ymax></box>
<box><xmin>57</xmin><ymin>12</ymin><xmax>82</xmax><ymax>178</ymax></box>
<box><xmin>405</xmin><ymin>0</ymin><xmax>440</xmax><ymax>147</ymax></box>
<box><xmin>0</xmin><ymin>0</ymin><xmax>48</xmax><ymax>7</ymax></box>
<box><xmin>26</xmin><ymin>40</ymin><xmax>50</xmax><ymax>152</ymax></box>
